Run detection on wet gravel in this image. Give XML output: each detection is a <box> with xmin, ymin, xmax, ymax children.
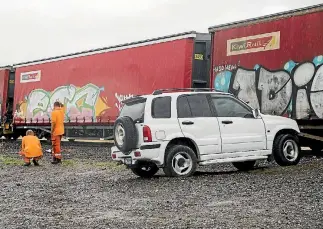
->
<box><xmin>0</xmin><ymin>141</ymin><xmax>322</xmax><ymax>229</ymax></box>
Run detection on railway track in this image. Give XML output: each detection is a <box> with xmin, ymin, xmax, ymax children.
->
<box><xmin>0</xmin><ymin>138</ymin><xmax>115</xmax><ymax>148</ymax></box>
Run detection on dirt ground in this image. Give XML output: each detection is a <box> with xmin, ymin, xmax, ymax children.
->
<box><xmin>0</xmin><ymin>141</ymin><xmax>322</xmax><ymax>229</ymax></box>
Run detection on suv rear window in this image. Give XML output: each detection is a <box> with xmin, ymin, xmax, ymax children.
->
<box><xmin>119</xmin><ymin>98</ymin><xmax>146</xmax><ymax>122</ymax></box>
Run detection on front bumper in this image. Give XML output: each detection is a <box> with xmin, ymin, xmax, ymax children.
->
<box><xmin>111</xmin><ymin>143</ymin><xmax>166</xmax><ymax>168</ymax></box>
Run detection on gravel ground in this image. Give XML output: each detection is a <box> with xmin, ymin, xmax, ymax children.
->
<box><xmin>0</xmin><ymin>141</ymin><xmax>322</xmax><ymax>229</ymax></box>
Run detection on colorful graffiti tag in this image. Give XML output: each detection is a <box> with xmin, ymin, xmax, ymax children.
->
<box><xmin>15</xmin><ymin>83</ymin><xmax>110</xmax><ymax>122</ymax></box>
<box><xmin>115</xmin><ymin>93</ymin><xmax>134</xmax><ymax>112</ymax></box>
<box><xmin>214</xmin><ymin>55</ymin><xmax>323</xmax><ymax>119</ymax></box>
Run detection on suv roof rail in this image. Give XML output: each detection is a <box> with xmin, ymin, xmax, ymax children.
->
<box><xmin>152</xmin><ymin>88</ymin><xmax>224</xmax><ymax>95</ymax></box>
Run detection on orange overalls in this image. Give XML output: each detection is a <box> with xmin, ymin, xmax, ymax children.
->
<box><xmin>19</xmin><ymin>135</ymin><xmax>43</xmax><ymax>163</ymax></box>
<box><xmin>51</xmin><ymin>107</ymin><xmax>64</xmax><ymax>160</ymax></box>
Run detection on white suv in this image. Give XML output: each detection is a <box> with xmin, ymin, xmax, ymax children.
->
<box><xmin>111</xmin><ymin>89</ymin><xmax>301</xmax><ymax>178</ymax></box>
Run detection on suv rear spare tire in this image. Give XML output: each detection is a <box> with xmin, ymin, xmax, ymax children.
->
<box><xmin>163</xmin><ymin>145</ymin><xmax>197</xmax><ymax>177</ymax></box>
<box><xmin>114</xmin><ymin>116</ymin><xmax>138</xmax><ymax>153</ymax></box>
<box><xmin>273</xmin><ymin>134</ymin><xmax>301</xmax><ymax>166</ymax></box>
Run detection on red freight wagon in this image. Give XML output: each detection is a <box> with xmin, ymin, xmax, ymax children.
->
<box><xmin>0</xmin><ymin>68</ymin><xmax>10</xmax><ymax>118</ymax></box>
<box><xmin>0</xmin><ymin>32</ymin><xmax>211</xmax><ymax>140</ymax></box>
<box><xmin>208</xmin><ymin>4</ymin><xmax>323</xmax><ymax>150</ymax></box>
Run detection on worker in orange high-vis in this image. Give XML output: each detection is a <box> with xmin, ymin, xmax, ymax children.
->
<box><xmin>19</xmin><ymin>130</ymin><xmax>43</xmax><ymax>166</ymax></box>
<box><xmin>51</xmin><ymin>101</ymin><xmax>65</xmax><ymax>164</ymax></box>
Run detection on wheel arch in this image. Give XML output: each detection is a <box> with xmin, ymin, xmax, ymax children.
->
<box><xmin>273</xmin><ymin>129</ymin><xmax>299</xmax><ymax>144</ymax></box>
<box><xmin>165</xmin><ymin>137</ymin><xmax>199</xmax><ymax>163</ymax></box>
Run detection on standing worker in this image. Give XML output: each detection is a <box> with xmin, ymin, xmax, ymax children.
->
<box><xmin>19</xmin><ymin>130</ymin><xmax>43</xmax><ymax>166</ymax></box>
<box><xmin>51</xmin><ymin>101</ymin><xmax>64</xmax><ymax>164</ymax></box>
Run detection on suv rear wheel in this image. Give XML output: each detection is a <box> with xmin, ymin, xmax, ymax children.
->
<box><xmin>163</xmin><ymin>145</ymin><xmax>197</xmax><ymax>177</ymax></box>
<box><xmin>131</xmin><ymin>162</ymin><xmax>159</xmax><ymax>178</ymax></box>
<box><xmin>273</xmin><ymin>134</ymin><xmax>301</xmax><ymax>166</ymax></box>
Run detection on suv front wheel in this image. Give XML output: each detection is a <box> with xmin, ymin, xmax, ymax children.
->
<box><xmin>163</xmin><ymin>145</ymin><xmax>197</xmax><ymax>177</ymax></box>
<box><xmin>273</xmin><ymin>134</ymin><xmax>301</xmax><ymax>166</ymax></box>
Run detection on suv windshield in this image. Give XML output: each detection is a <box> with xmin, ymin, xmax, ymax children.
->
<box><xmin>119</xmin><ymin>98</ymin><xmax>146</xmax><ymax>122</ymax></box>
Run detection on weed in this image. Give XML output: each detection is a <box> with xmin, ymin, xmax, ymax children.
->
<box><xmin>0</xmin><ymin>156</ymin><xmax>22</xmax><ymax>166</ymax></box>
<box><xmin>63</xmin><ymin>160</ymin><xmax>76</xmax><ymax>167</ymax></box>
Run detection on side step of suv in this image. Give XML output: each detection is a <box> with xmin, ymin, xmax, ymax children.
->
<box><xmin>199</xmin><ymin>156</ymin><xmax>268</xmax><ymax>165</ymax></box>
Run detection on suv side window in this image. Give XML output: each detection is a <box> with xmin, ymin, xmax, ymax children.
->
<box><xmin>177</xmin><ymin>96</ymin><xmax>192</xmax><ymax>118</ymax></box>
<box><xmin>212</xmin><ymin>95</ymin><xmax>253</xmax><ymax>118</ymax></box>
<box><xmin>152</xmin><ymin>96</ymin><xmax>171</xmax><ymax>118</ymax></box>
<box><xmin>177</xmin><ymin>94</ymin><xmax>212</xmax><ymax>118</ymax></box>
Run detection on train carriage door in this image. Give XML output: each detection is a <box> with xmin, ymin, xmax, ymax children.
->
<box><xmin>7</xmin><ymin>69</ymin><xmax>15</xmax><ymax>99</ymax></box>
<box><xmin>192</xmin><ymin>33</ymin><xmax>211</xmax><ymax>89</ymax></box>
<box><xmin>6</xmin><ymin>69</ymin><xmax>15</xmax><ymax>122</ymax></box>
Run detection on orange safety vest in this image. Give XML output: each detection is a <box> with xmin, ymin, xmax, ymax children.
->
<box><xmin>21</xmin><ymin>135</ymin><xmax>43</xmax><ymax>158</ymax></box>
<box><xmin>51</xmin><ymin>108</ymin><xmax>64</xmax><ymax>136</ymax></box>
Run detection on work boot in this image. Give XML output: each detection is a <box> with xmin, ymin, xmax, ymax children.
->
<box><xmin>32</xmin><ymin>159</ymin><xmax>40</xmax><ymax>166</ymax></box>
<box><xmin>23</xmin><ymin>162</ymin><xmax>31</xmax><ymax>166</ymax></box>
<box><xmin>51</xmin><ymin>158</ymin><xmax>62</xmax><ymax>164</ymax></box>
<box><xmin>51</xmin><ymin>156</ymin><xmax>57</xmax><ymax>164</ymax></box>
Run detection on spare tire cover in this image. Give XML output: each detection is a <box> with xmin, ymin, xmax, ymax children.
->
<box><xmin>113</xmin><ymin>116</ymin><xmax>138</xmax><ymax>153</ymax></box>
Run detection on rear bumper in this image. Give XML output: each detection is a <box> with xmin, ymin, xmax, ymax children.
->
<box><xmin>111</xmin><ymin>142</ymin><xmax>168</xmax><ymax>167</ymax></box>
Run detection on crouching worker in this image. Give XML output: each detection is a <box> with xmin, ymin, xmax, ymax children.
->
<box><xmin>19</xmin><ymin>130</ymin><xmax>43</xmax><ymax>166</ymax></box>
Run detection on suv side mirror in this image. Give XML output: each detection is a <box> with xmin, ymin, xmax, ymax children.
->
<box><xmin>253</xmin><ymin>109</ymin><xmax>260</xmax><ymax>118</ymax></box>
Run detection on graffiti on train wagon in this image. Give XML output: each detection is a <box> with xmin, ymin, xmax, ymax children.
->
<box><xmin>213</xmin><ymin>62</ymin><xmax>239</xmax><ymax>73</ymax></box>
<box><xmin>15</xmin><ymin>84</ymin><xmax>111</xmax><ymax>121</ymax></box>
<box><xmin>214</xmin><ymin>55</ymin><xmax>323</xmax><ymax>119</ymax></box>
<box><xmin>115</xmin><ymin>93</ymin><xmax>134</xmax><ymax>112</ymax></box>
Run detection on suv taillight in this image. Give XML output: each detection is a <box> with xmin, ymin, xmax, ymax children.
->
<box><xmin>143</xmin><ymin>125</ymin><xmax>152</xmax><ymax>142</ymax></box>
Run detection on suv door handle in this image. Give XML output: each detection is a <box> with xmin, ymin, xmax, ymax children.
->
<box><xmin>222</xmin><ymin>120</ymin><xmax>233</xmax><ymax>124</ymax></box>
<box><xmin>182</xmin><ymin>121</ymin><xmax>194</xmax><ymax>125</ymax></box>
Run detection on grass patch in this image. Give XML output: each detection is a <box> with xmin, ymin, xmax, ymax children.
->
<box><xmin>0</xmin><ymin>156</ymin><xmax>22</xmax><ymax>166</ymax></box>
<box><xmin>62</xmin><ymin>159</ymin><xmax>76</xmax><ymax>167</ymax></box>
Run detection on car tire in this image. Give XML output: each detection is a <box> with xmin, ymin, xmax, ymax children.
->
<box><xmin>131</xmin><ymin>162</ymin><xmax>159</xmax><ymax>178</ymax></box>
<box><xmin>273</xmin><ymin>134</ymin><xmax>301</xmax><ymax>166</ymax></box>
<box><xmin>113</xmin><ymin>116</ymin><xmax>138</xmax><ymax>153</ymax></box>
<box><xmin>232</xmin><ymin>160</ymin><xmax>256</xmax><ymax>171</ymax></box>
<box><xmin>163</xmin><ymin>145</ymin><xmax>197</xmax><ymax>177</ymax></box>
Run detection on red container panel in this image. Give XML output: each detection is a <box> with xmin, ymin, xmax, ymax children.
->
<box><xmin>14</xmin><ymin>38</ymin><xmax>194</xmax><ymax>123</ymax></box>
<box><xmin>0</xmin><ymin>69</ymin><xmax>9</xmax><ymax>117</ymax></box>
<box><xmin>211</xmin><ymin>10</ymin><xmax>323</xmax><ymax>120</ymax></box>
